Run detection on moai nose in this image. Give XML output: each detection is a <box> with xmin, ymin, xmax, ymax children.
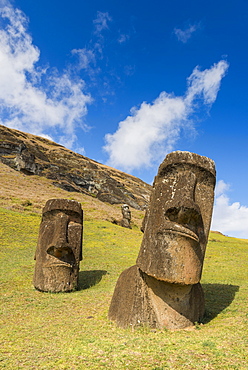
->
<box><xmin>53</xmin><ymin>213</ymin><xmax>70</xmax><ymax>247</ymax></box>
<box><xmin>164</xmin><ymin>171</ymin><xmax>201</xmax><ymax>225</ymax></box>
<box><xmin>178</xmin><ymin>171</ymin><xmax>197</xmax><ymax>202</ymax></box>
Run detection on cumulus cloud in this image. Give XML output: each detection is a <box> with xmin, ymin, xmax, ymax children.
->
<box><xmin>174</xmin><ymin>23</ymin><xmax>200</xmax><ymax>43</ymax></box>
<box><xmin>104</xmin><ymin>60</ymin><xmax>229</xmax><ymax>172</ymax></box>
<box><xmin>212</xmin><ymin>180</ymin><xmax>248</xmax><ymax>239</ymax></box>
<box><xmin>215</xmin><ymin>179</ymin><xmax>230</xmax><ymax>197</ymax></box>
<box><xmin>0</xmin><ymin>2</ymin><xmax>92</xmax><ymax>147</ymax></box>
<box><xmin>104</xmin><ymin>94</ymin><xmax>186</xmax><ymax>172</ymax></box>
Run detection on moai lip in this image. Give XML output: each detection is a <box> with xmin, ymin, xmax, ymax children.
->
<box><xmin>33</xmin><ymin>199</ymin><xmax>83</xmax><ymax>292</ymax></box>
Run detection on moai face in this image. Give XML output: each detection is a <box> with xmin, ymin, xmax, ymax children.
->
<box><xmin>33</xmin><ymin>199</ymin><xmax>83</xmax><ymax>292</ymax></box>
<box><xmin>136</xmin><ymin>151</ymin><xmax>216</xmax><ymax>285</ymax></box>
<box><xmin>121</xmin><ymin>204</ymin><xmax>131</xmax><ymax>221</ymax></box>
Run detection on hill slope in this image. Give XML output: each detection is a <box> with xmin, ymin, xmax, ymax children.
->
<box><xmin>0</xmin><ymin>207</ymin><xmax>247</xmax><ymax>369</ymax></box>
<box><xmin>0</xmin><ymin>124</ymin><xmax>151</xmax><ymax>210</ymax></box>
<box><xmin>0</xmin><ymin>126</ymin><xmax>247</xmax><ymax>369</ymax></box>
<box><xmin>0</xmin><ymin>160</ymin><xmax>146</xmax><ymax>228</ymax></box>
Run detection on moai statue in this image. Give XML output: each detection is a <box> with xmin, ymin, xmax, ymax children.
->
<box><xmin>120</xmin><ymin>204</ymin><xmax>132</xmax><ymax>229</ymax></box>
<box><xmin>33</xmin><ymin>199</ymin><xmax>83</xmax><ymax>292</ymax></box>
<box><xmin>109</xmin><ymin>151</ymin><xmax>216</xmax><ymax>329</ymax></box>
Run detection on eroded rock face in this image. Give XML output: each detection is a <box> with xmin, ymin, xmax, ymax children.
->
<box><xmin>33</xmin><ymin>199</ymin><xmax>83</xmax><ymax>292</ymax></box>
<box><xmin>14</xmin><ymin>144</ymin><xmax>38</xmax><ymax>174</ymax></box>
<box><xmin>109</xmin><ymin>151</ymin><xmax>216</xmax><ymax>329</ymax></box>
<box><xmin>120</xmin><ymin>204</ymin><xmax>132</xmax><ymax>229</ymax></box>
<box><xmin>0</xmin><ymin>124</ymin><xmax>151</xmax><ymax>210</ymax></box>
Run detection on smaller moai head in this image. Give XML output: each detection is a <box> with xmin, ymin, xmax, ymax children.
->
<box><xmin>120</xmin><ymin>204</ymin><xmax>132</xmax><ymax>229</ymax></box>
<box><xmin>136</xmin><ymin>151</ymin><xmax>216</xmax><ymax>285</ymax></box>
<box><xmin>33</xmin><ymin>199</ymin><xmax>83</xmax><ymax>292</ymax></box>
<box><xmin>121</xmin><ymin>204</ymin><xmax>131</xmax><ymax>221</ymax></box>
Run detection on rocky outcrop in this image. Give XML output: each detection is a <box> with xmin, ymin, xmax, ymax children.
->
<box><xmin>0</xmin><ymin>125</ymin><xmax>151</xmax><ymax>209</ymax></box>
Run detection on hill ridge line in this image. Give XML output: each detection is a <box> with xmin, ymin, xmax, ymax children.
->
<box><xmin>0</xmin><ymin>124</ymin><xmax>151</xmax><ymax>210</ymax></box>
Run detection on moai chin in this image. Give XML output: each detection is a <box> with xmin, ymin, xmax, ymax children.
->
<box><xmin>109</xmin><ymin>151</ymin><xmax>216</xmax><ymax>329</ymax></box>
<box><xmin>120</xmin><ymin>204</ymin><xmax>132</xmax><ymax>229</ymax></box>
<box><xmin>33</xmin><ymin>199</ymin><xmax>83</xmax><ymax>292</ymax></box>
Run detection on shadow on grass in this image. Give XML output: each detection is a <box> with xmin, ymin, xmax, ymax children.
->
<box><xmin>78</xmin><ymin>270</ymin><xmax>108</xmax><ymax>290</ymax></box>
<box><xmin>202</xmin><ymin>283</ymin><xmax>239</xmax><ymax>323</ymax></box>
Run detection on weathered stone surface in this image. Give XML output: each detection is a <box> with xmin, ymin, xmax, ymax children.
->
<box><xmin>136</xmin><ymin>151</ymin><xmax>216</xmax><ymax>284</ymax></box>
<box><xmin>109</xmin><ymin>151</ymin><xmax>216</xmax><ymax>329</ymax></box>
<box><xmin>108</xmin><ymin>265</ymin><xmax>205</xmax><ymax>330</ymax></box>
<box><xmin>0</xmin><ymin>124</ymin><xmax>151</xmax><ymax>210</ymax></box>
<box><xmin>33</xmin><ymin>199</ymin><xmax>83</xmax><ymax>292</ymax></box>
<box><xmin>14</xmin><ymin>143</ymin><xmax>39</xmax><ymax>174</ymax></box>
<box><xmin>120</xmin><ymin>204</ymin><xmax>132</xmax><ymax>229</ymax></box>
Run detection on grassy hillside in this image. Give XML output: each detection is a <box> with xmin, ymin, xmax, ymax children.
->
<box><xmin>0</xmin><ymin>207</ymin><xmax>247</xmax><ymax>369</ymax></box>
<box><xmin>0</xmin><ymin>161</ymin><xmax>247</xmax><ymax>369</ymax></box>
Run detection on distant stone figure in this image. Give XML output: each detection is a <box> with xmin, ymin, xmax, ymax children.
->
<box><xmin>109</xmin><ymin>151</ymin><xmax>216</xmax><ymax>330</ymax></box>
<box><xmin>120</xmin><ymin>204</ymin><xmax>132</xmax><ymax>229</ymax></box>
<box><xmin>33</xmin><ymin>199</ymin><xmax>83</xmax><ymax>292</ymax></box>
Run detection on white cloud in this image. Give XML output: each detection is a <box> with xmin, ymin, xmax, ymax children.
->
<box><xmin>212</xmin><ymin>180</ymin><xmax>248</xmax><ymax>239</ymax></box>
<box><xmin>104</xmin><ymin>60</ymin><xmax>229</xmax><ymax>172</ymax></box>
<box><xmin>75</xmin><ymin>146</ymin><xmax>86</xmax><ymax>156</ymax></box>
<box><xmin>0</xmin><ymin>2</ymin><xmax>92</xmax><ymax>147</ymax></box>
<box><xmin>104</xmin><ymin>93</ymin><xmax>186</xmax><ymax>172</ymax></box>
<box><xmin>75</xmin><ymin>11</ymin><xmax>112</xmax><ymax>65</ymax></box>
<box><xmin>174</xmin><ymin>23</ymin><xmax>200</xmax><ymax>43</ymax></box>
<box><xmin>93</xmin><ymin>11</ymin><xmax>112</xmax><ymax>35</ymax></box>
<box><xmin>71</xmin><ymin>48</ymin><xmax>96</xmax><ymax>71</ymax></box>
<box><xmin>186</xmin><ymin>60</ymin><xmax>228</xmax><ymax>105</ymax></box>
<box><xmin>118</xmin><ymin>34</ymin><xmax>130</xmax><ymax>44</ymax></box>
<box><xmin>215</xmin><ymin>179</ymin><xmax>230</xmax><ymax>197</ymax></box>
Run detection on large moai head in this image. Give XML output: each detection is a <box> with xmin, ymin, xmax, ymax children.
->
<box><xmin>33</xmin><ymin>199</ymin><xmax>83</xmax><ymax>292</ymax></box>
<box><xmin>136</xmin><ymin>151</ymin><xmax>216</xmax><ymax>285</ymax></box>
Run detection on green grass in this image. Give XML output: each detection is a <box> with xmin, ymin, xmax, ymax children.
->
<box><xmin>0</xmin><ymin>207</ymin><xmax>247</xmax><ymax>369</ymax></box>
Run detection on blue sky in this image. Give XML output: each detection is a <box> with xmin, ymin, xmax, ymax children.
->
<box><xmin>0</xmin><ymin>0</ymin><xmax>248</xmax><ymax>238</ymax></box>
